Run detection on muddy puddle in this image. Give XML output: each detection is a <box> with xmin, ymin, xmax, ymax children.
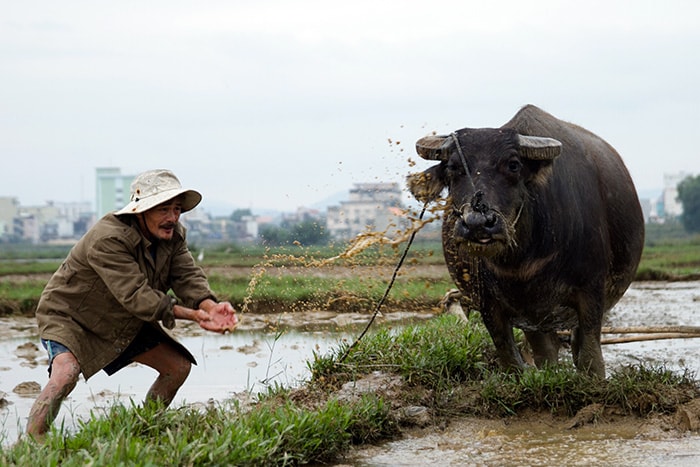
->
<box><xmin>2</xmin><ymin>282</ymin><xmax>700</xmax><ymax>466</ymax></box>
<box><xmin>342</xmin><ymin>415</ymin><xmax>700</xmax><ymax>466</ymax></box>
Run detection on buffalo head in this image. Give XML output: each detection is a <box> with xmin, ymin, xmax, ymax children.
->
<box><xmin>408</xmin><ymin>128</ymin><xmax>561</xmax><ymax>257</ymax></box>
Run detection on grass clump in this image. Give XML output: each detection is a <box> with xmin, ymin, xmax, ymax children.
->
<box><xmin>477</xmin><ymin>364</ymin><xmax>699</xmax><ymax>418</ymax></box>
<box><xmin>309</xmin><ymin>316</ymin><xmax>700</xmax><ymax>420</ymax></box>
<box><xmin>310</xmin><ymin>315</ymin><xmax>494</xmax><ymax>391</ymax></box>
<box><xmin>479</xmin><ymin>365</ymin><xmax>595</xmax><ymax>416</ymax></box>
<box><xmin>604</xmin><ymin>365</ymin><xmax>698</xmax><ymax>415</ymax></box>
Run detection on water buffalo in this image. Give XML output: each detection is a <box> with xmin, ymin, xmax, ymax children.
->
<box><xmin>408</xmin><ymin>105</ymin><xmax>644</xmax><ymax>378</ymax></box>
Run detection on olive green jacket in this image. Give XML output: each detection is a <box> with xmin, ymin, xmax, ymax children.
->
<box><xmin>36</xmin><ymin>213</ymin><xmax>216</xmax><ymax>379</ymax></box>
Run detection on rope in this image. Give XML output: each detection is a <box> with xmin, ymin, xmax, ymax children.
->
<box><xmin>338</xmin><ymin>204</ymin><xmax>428</xmax><ymax>363</ymax></box>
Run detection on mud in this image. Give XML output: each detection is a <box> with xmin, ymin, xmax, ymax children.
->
<box><xmin>339</xmin><ymin>414</ymin><xmax>700</xmax><ymax>466</ymax></box>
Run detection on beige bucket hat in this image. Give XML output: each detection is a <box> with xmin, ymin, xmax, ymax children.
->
<box><xmin>115</xmin><ymin>169</ymin><xmax>202</xmax><ymax>215</ymax></box>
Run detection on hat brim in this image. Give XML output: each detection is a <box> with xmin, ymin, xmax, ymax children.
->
<box><xmin>115</xmin><ymin>188</ymin><xmax>202</xmax><ymax>215</ymax></box>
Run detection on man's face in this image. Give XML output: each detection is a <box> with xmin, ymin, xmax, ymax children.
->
<box><xmin>141</xmin><ymin>197</ymin><xmax>183</xmax><ymax>241</ymax></box>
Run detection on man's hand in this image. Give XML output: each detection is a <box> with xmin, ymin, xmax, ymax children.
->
<box><xmin>196</xmin><ymin>301</ymin><xmax>238</xmax><ymax>333</ymax></box>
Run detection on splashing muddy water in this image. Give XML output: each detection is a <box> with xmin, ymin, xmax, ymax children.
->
<box><xmin>237</xmin><ymin>205</ymin><xmax>440</xmax><ymax>314</ymax></box>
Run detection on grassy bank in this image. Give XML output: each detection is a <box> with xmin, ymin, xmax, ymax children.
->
<box><xmin>3</xmin><ymin>315</ymin><xmax>698</xmax><ymax>464</ymax></box>
<box><xmin>636</xmin><ymin>234</ymin><xmax>700</xmax><ymax>280</ymax></box>
<box><xmin>1</xmin><ymin>234</ymin><xmax>699</xmax><ymax>316</ymax></box>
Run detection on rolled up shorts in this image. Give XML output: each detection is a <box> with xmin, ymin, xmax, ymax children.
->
<box><xmin>40</xmin><ymin>339</ymin><xmax>72</xmax><ymax>376</ymax></box>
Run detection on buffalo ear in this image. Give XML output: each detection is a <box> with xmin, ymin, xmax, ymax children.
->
<box><xmin>517</xmin><ymin>135</ymin><xmax>562</xmax><ymax>160</ymax></box>
<box><xmin>416</xmin><ymin>135</ymin><xmax>452</xmax><ymax>161</ymax></box>
<box><xmin>407</xmin><ymin>165</ymin><xmax>446</xmax><ymax>203</ymax></box>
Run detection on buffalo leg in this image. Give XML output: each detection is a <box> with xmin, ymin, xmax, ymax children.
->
<box><xmin>524</xmin><ymin>331</ymin><xmax>560</xmax><ymax>368</ymax></box>
<box><xmin>571</xmin><ymin>291</ymin><xmax>606</xmax><ymax>378</ymax></box>
<box><xmin>571</xmin><ymin>326</ymin><xmax>605</xmax><ymax>378</ymax></box>
<box><xmin>481</xmin><ymin>306</ymin><xmax>527</xmax><ymax>371</ymax></box>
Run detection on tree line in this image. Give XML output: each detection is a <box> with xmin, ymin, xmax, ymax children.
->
<box><xmin>678</xmin><ymin>174</ymin><xmax>700</xmax><ymax>233</ymax></box>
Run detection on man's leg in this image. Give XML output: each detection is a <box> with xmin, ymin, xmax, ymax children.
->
<box><xmin>26</xmin><ymin>352</ymin><xmax>81</xmax><ymax>438</ymax></box>
<box><xmin>133</xmin><ymin>342</ymin><xmax>192</xmax><ymax>406</ymax></box>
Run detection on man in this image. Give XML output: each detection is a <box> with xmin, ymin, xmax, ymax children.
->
<box><xmin>26</xmin><ymin>169</ymin><xmax>238</xmax><ymax>438</ymax></box>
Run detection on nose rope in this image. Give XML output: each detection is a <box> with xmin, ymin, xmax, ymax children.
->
<box><xmin>338</xmin><ymin>203</ymin><xmax>428</xmax><ymax>364</ymax></box>
<box><xmin>512</xmin><ymin>200</ymin><xmax>525</xmax><ymax>228</ymax></box>
<box><xmin>451</xmin><ymin>132</ymin><xmax>475</xmax><ymax>193</ymax></box>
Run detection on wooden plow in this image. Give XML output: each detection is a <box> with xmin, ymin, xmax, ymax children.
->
<box><xmin>440</xmin><ymin>289</ymin><xmax>700</xmax><ymax>345</ymax></box>
<box><xmin>562</xmin><ymin>326</ymin><xmax>700</xmax><ymax>345</ymax></box>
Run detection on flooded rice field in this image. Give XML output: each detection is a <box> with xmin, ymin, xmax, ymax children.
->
<box><xmin>2</xmin><ymin>281</ymin><xmax>700</xmax><ymax>466</ymax></box>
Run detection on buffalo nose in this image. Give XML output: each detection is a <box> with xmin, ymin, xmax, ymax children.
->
<box><xmin>465</xmin><ymin>212</ymin><xmax>495</xmax><ymax>230</ymax></box>
<box><xmin>484</xmin><ymin>212</ymin><xmax>497</xmax><ymax>228</ymax></box>
<box><xmin>459</xmin><ymin>211</ymin><xmax>499</xmax><ymax>241</ymax></box>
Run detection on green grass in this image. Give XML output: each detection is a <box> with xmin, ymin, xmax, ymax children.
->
<box><xmin>0</xmin><ymin>281</ymin><xmax>42</xmax><ymax>314</ymax></box>
<box><xmin>207</xmin><ymin>273</ymin><xmax>453</xmax><ymax>311</ymax></box>
<box><xmin>195</xmin><ymin>241</ymin><xmax>446</xmax><ymax>269</ymax></box>
<box><xmin>0</xmin><ymin>261</ymin><xmax>62</xmax><ymax>276</ymax></box>
<box><xmin>637</xmin><ymin>236</ymin><xmax>700</xmax><ymax>279</ymax></box>
<box><xmin>2</xmin><ymin>396</ymin><xmax>395</xmax><ymax>466</ymax></box>
<box><xmin>1</xmin><ymin>233</ymin><xmax>699</xmax><ymax>317</ymax></box>
<box><xmin>0</xmin><ymin>244</ymin><xmax>71</xmax><ymax>260</ymax></box>
<box><xmin>637</xmin><ymin>225</ymin><xmax>700</xmax><ymax>279</ymax></box>
<box><xmin>478</xmin><ymin>364</ymin><xmax>695</xmax><ymax>417</ymax></box>
<box><xmin>313</xmin><ymin>315</ymin><xmax>492</xmax><ymax>389</ymax></box>
<box><xmin>0</xmin><ymin>281</ymin><xmax>45</xmax><ymax>300</ymax></box>
<box><xmin>2</xmin><ymin>227</ymin><xmax>698</xmax><ymax>462</ymax></box>
<box><xmin>0</xmin><ymin>240</ymin><xmax>451</xmax><ymax>316</ymax></box>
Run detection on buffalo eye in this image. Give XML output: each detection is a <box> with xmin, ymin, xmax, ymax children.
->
<box><xmin>446</xmin><ymin>160</ymin><xmax>463</xmax><ymax>176</ymax></box>
<box><xmin>507</xmin><ymin>158</ymin><xmax>522</xmax><ymax>173</ymax></box>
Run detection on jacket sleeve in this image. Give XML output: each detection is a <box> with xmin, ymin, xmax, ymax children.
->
<box><xmin>168</xmin><ymin>238</ymin><xmax>217</xmax><ymax>309</ymax></box>
<box><xmin>86</xmin><ymin>234</ymin><xmax>175</xmax><ymax>326</ymax></box>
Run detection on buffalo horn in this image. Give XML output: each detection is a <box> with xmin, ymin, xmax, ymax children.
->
<box><xmin>416</xmin><ymin>135</ymin><xmax>452</xmax><ymax>160</ymax></box>
<box><xmin>517</xmin><ymin>135</ymin><xmax>562</xmax><ymax>160</ymax></box>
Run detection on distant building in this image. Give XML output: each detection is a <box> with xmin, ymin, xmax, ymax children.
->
<box><xmin>660</xmin><ymin>172</ymin><xmax>687</xmax><ymax>218</ymax></box>
<box><xmin>14</xmin><ymin>213</ymin><xmax>39</xmax><ymax>243</ymax></box>
<box><xmin>638</xmin><ymin>198</ymin><xmax>652</xmax><ymax>224</ymax></box>
<box><xmin>15</xmin><ymin>201</ymin><xmax>93</xmax><ymax>243</ymax></box>
<box><xmin>0</xmin><ymin>195</ymin><xmax>94</xmax><ymax>244</ymax></box>
<box><xmin>282</xmin><ymin>207</ymin><xmax>323</xmax><ymax>224</ymax></box>
<box><xmin>326</xmin><ymin>182</ymin><xmax>406</xmax><ymax>240</ymax></box>
<box><xmin>3</xmin><ymin>166</ymin><xmax>275</xmax><ymax>245</ymax></box>
<box><xmin>648</xmin><ymin>171</ymin><xmax>691</xmax><ymax>223</ymax></box>
<box><xmin>96</xmin><ymin>167</ymin><xmax>135</xmax><ymax>218</ymax></box>
<box><xmin>181</xmin><ymin>208</ymin><xmax>261</xmax><ymax>244</ymax></box>
<box><xmin>0</xmin><ymin>197</ymin><xmax>19</xmax><ymax>240</ymax></box>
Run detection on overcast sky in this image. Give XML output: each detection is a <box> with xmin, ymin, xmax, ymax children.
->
<box><xmin>2</xmin><ymin>0</ymin><xmax>699</xmax><ymax>215</ymax></box>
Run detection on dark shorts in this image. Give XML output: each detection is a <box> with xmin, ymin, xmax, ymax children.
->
<box><xmin>103</xmin><ymin>324</ymin><xmax>168</xmax><ymax>375</ymax></box>
<box><xmin>42</xmin><ymin>324</ymin><xmax>173</xmax><ymax>376</ymax></box>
